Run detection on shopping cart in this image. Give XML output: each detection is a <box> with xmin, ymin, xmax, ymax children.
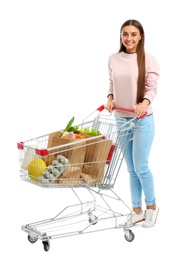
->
<box><xmin>17</xmin><ymin>105</ymin><xmax>145</xmax><ymax>251</ymax></box>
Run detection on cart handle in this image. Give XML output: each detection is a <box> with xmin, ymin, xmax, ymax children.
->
<box><xmin>96</xmin><ymin>105</ymin><xmax>147</xmax><ymax>118</ymax></box>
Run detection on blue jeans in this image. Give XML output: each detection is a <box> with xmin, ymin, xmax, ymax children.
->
<box><xmin>116</xmin><ymin>114</ymin><xmax>156</xmax><ymax>208</ymax></box>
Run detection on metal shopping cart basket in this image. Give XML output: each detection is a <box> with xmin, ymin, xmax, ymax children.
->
<box><xmin>17</xmin><ymin>105</ymin><xmax>145</xmax><ymax>251</ymax></box>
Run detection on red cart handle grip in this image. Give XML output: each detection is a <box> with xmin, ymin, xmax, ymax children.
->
<box><xmin>113</xmin><ymin>106</ymin><xmax>135</xmax><ymax>113</ymax></box>
<box><xmin>96</xmin><ymin>105</ymin><xmax>105</xmax><ymax>112</ymax></box>
<box><xmin>96</xmin><ymin>105</ymin><xmax>147</xmax><ymax>118</ymax></box>
<box><xmin>113</xmin><ymin>106</ymin><xmax>147</xmax><ymax>118</ymax></box>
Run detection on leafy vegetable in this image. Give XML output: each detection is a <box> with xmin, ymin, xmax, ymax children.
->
<box><xmin>69</xmin><ymin>125</ymin><xmax>79</xmax><ymax>133</ymax></box>
<box><xmin>63</xmin><ymin>116</ymin><xmax>75</xmax><ymax>132</ymax></box>
<box><xmin>60</xmin><ymin>117</ymin><xmax>80</xmax><ymax>137</ymax></box>
<box><xmin>60</xmin><ymin>117</ymin><xmax>100</xmax><ymax>138</ymax></box>
<box><xmin>82</xmin><ymin>128</ymin><xmax>100</xmax><ymax>136</ymax></box>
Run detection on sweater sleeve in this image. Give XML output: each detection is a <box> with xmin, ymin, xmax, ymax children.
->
<box><xmin>144</xmin><ymin>54</ymin><xmax>160</xmax><ymax>103</ymax></box>
<box><xmin>107</xmin><ymin>58</ymin><xmax>114</xmax><ymax>97</ymax></box>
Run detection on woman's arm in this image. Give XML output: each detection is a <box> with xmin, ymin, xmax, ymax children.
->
<box><xmin>144</xmin><ymin>54</ymin><xmax>160</xmax><ymax>103</ymax></box>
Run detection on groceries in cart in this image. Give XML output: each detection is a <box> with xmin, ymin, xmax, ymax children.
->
<box><xmin>18</xmin><ymin>107</ymin><xmax>138</xmax><ymax>251</ymax></box>
<box><xmin>18</xmin><ymin>116</ymin><xmax>113</xmax><ymax>187</ymax></box>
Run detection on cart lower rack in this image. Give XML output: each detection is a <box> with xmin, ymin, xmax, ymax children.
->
<box><xmin>22</xmin><ymin>187</ymin><xmax>135</xmax><ymax>251</ymax></box>
<box><xmin>17</xmin><ymin>106</ymin><xmax>140</xmax><ymax>251</ymax></box>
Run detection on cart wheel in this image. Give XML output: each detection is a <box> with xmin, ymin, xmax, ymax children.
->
<box><xmin>42</xmin><ymin>241</ymin><xmax>50</xmax><ymax>252</ymax></box>
<box><xmin>89</xmin><ymin>216</ymin><xmax>98</xmax><ymax>225</ymax></box>
<box><xmin>27</xmin><ymin>234</ymin><xmax>38</xmax><ymax>243</ymax></box>
<box><xmin>124</xmin><ymin>230</ymin><xmax>135</xmax><ymax>242</ymax></box>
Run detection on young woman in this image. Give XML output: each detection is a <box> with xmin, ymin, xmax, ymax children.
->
<box><xmin>105</xmin><ymin>19</ymin><xmax>160</xmax><ymax>228</ymax></box>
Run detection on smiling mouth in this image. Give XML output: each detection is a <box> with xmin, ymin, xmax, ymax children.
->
<box><xmin>126</xmin><ymin>42</ymin><xmax>134</xmax><ymax>46</ymax></box>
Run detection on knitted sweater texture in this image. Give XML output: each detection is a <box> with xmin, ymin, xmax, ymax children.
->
<box><xmin>108</xmin><ymin>51</ymin><xmax>160</xmax><ymax>117</ymax></box>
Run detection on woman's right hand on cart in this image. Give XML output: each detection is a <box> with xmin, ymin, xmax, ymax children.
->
<box><xmin>105</xmin><ymin>97</ymin><xmax>114</xmax><ymax>112</ymax></box>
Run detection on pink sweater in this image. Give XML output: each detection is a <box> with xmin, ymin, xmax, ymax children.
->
<box><xmin>108</xmin><ymin>51</ymin><xmax>160</xmax><ymax>117</ymax></box>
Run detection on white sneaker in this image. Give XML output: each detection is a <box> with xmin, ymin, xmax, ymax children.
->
<box><xmin>124</xmin><ymin>211</ymin><xmax>145</xmax><ymax>227</ymax></box>
<box><xmin>142</xmin><ymin>206</ymin><xmax>159</xmax><ymax>228</ymax></box>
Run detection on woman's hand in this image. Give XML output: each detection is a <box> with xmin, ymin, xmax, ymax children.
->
<box><xmin>105</xmin><ymin>100</ymin><xmax>114</xmax><ymax>112</ymax></box>
<box><xmin>135</xmin><ymin>99</ymin><xmax>149</xmax><ymax>118</ymax></box>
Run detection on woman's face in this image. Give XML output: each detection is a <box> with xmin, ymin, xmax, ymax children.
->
<box><xmin>121</xmin><ymin>25</ymin><xmax>142</xmax><ymax>53</ymax></box>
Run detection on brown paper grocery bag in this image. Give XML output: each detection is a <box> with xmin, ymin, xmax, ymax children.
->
<box><xmin>45</xmin><ymin>131</ymin><xmax>86</xmax><ymax>167</ymax></box>
<box><xmin>83</xmin><ymin>137</ymin><xmax>112</xmax><ymax>183</ymax></box>
<box><xmin>61</xmin><ymin>165</ymin><xmax>81</xmax><ymax>178</ymax></box>
<box><xmin>56</xmin><ymin>165</ymin><xmax>81</xmax><ymax>186</ymax></box>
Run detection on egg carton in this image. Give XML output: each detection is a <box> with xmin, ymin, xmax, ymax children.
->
<box><xmin>38</xmin><ymin>155</ymin><xmax>70</xmax><ymax>184</ymax></box>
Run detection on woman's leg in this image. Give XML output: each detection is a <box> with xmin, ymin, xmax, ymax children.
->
<box><xmin>116</xmin><ymin>115</ymin><xmax>158</xmax><ymax>227</ymax></box>
<box><xmin>124</xmin><ymin>138</ymin><xmax>143</xmax><ymax>209</ymax></box>
<box><xmin>133</xmin><ymin>114</ymin><xmax>156</xmax><ymax>207</ymax></box>
<box><xmin>116</xmin><ymin>118</ymin><xmax>143</xmax><ymax>209</ymax></box>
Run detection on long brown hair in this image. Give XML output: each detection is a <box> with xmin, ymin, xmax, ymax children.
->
<box><xmin>119</xmin><ymin>19</ymin><xmax>145</xmax><ymax>104</ymax></box>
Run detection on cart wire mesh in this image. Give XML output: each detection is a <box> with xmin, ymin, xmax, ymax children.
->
<box><xmin>18</xmin><ymin>113</ymin><xmax>135</xmax><ymax>189</ymax></box>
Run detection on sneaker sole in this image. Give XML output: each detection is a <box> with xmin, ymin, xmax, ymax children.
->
<box><xmin>154</xmin><ymin>208</ymin><xmax>159</xmax><ymax>224</ymax></box>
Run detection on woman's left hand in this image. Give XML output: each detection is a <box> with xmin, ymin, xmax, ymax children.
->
<box><xmin>135</xmin><ymin>100</ymin><xmax>149</xmax><ymax>118</ymax></box>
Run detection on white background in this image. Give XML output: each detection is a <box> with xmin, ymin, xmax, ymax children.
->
<box><xmin>1</xmin><ymin>0</ymin><xmax>196</xmax><ymax>258</ymax></box>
